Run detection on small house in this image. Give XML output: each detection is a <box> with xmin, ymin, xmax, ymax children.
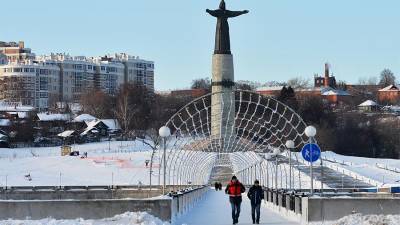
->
<box><xmin>378</xmin><ymin>84</ymin><xmax>400</xmax><ymax>104</ymax></box>
<box><xmin>35</xmin><ymin>113</ymin><xmax>71</xmax><ymax>137</ymax></box>
<box><xmin>80</xmin><ymin>120</ymin><xmax>109</xmax><ymax>142</ymax></box>
<box><xmin>358</xmin><ymin>100</ymin><xmax>379</xmax><ymax>112</ymax></box>
<box><xmin>57</xmin><ymin>130</ymin><xmax>78</xmax><ymax>145</ymax></box>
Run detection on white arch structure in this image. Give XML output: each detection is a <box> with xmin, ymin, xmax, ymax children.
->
<box><xmin>157</xmin><ymin>90</ymin><xmax>310</xmax><ymax>188</ymax></box>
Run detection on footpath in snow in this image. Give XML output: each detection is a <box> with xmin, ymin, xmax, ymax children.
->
<box><xmin>175</xmin><ymin>189</ymin><xmax>299</xmax><ymax>225</ymax></box>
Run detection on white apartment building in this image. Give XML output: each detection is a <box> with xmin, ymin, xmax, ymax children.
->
<box><xmin>39</xmin><ymin>54</ymin><xmax>96</xmax><ymax>102</ymax></box>
<box><xmin>0</xmin><ymin>62</ymin><xmax>60</xmax><ymax>110</ymax></box>
<box><xmin>0</xmin><ymin>41</ymin><xmax>155</xmax><ymax>110</ymax></box>
<box><xmin>92</xmin><ymin>56</ymin><xmax>125</xmax><ymax>95</ymax></box>
<box><xmin>112</xmin><ymin>53</ymin><xmax>155</xmax><ymax>91</ymax></box>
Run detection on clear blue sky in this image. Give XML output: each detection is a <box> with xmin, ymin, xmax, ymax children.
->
<box><xmin>2</xmin><ymin>0</ymin><xmax>399</xmax><ymax>90</ymax></box>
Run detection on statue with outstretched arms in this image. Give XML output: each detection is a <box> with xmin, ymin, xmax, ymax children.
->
<box><xmin>207</xmin><ymin>0</ymin><xmax>249</xmax><ymax>54</ymax></box>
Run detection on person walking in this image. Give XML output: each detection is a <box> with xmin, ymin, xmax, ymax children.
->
<box><xmin>225</xmin><ymin>175</ymin><xmax>245</xmax><ymax>224</ymax></box>
<box><xmin>247</xmin><ymin>180</ymin><xmax>264</xmax><ymax>224</ymax></box>
<box><xmin>215</xmin><ymin>182</ymin><xmax>220</xmax><ymax>191</ymax></box>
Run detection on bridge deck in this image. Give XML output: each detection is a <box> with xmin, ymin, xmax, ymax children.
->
<box><xmin>175</xmin><ymin>188</ymin><xmax>299</xmax><ymax>225</ymax></box>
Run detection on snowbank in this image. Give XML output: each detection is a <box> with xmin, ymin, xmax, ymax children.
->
<box><xmin>322</xmin><ymin>151</ymin><xmax>400</xmax><ymax>185</ymax></box>
<box><xmin>310</xmin><ymin>213</ymin><xmax>400</xmax><ymax>225</ymax></box>
<box><xmin>0</xmin><ymin>212</ymin><xmax>170</xmax><ymax>225</ymax></box>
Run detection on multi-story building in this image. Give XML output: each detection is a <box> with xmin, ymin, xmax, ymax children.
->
<box><xmin>0</xmin><ymin>62</ymin><xmax>60</xmax><ymax>110</ymax></box>
<box><xmin>112</xmin><ymin>53</ymin><xmax>155</xmax><ymax>90</ymax></box>
<box><xmin>38</xmin><ymin>54</ymin><xmax>96</xmax><ymax>102</ymax></box>
<box><xmin>93</xmin><ymin>56</ymin><xmax>125</xmax><ymax>95</ymax></box>
<box><xmin>0</xmin><ymin>41</ymin><xmax>155</xmax><ymax>110</ymax></box>
<box><xmin>0</xmin><ymin>41</ymin><xmax>35</xmax><ymax>63</ymax></box>
<box><xmin>0</xmin><ymin>53</ymin><xmax>7</xmax><ymax>65</ymax></box>
<box><xmin>314</xmin><ymin>63</ymin><xmax>337</xmax><ymax>88</ymax></box>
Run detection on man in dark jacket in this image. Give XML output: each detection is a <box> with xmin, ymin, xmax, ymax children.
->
<box><xmin>247</xmin><ymin>180</ymin><xmax>264</xmax><ymax>224</ymax></box>
<box><xmin>225</xmin><ymin>175</ymin><xmax>245</xmax><ymax>224</ymax></box>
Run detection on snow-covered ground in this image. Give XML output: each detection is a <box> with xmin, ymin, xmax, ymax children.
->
<box><xmin>0</xmin><ymin>140</ymin><xmax>212</xmax><ymax>186</ymax></box>
<box><xmin>322</xmin><ymin>151</ymin><xmax>400</xmax><ymax>186</ymax></box>
<box><xmin>310</xmin><ymin>214</ymin><xmax>400</xmax><ymax>225</ymax></box>
<box><xmin>0</xmin><ymin>140</ymin><xmax>153</xmax><ymax>158</ymax></box>
<box><xmin>0</xmin><ymin>212</ymin><xmax>170</xmax><ymax>225</ymax></box>
<box><xmin>0</xmin><ymin>152</ymin><xmax>155</xmax><ymax>186</ymax></box>
<box><xmin>0</xmin><ymin>141</ymin><xmax>159</xmax><ymax>186</ymax></box>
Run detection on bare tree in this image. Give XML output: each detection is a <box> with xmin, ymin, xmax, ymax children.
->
<box><xmin>236</xmin><ymin>80</ymin><xmax>261</xmax><ymax>91</ymax></box>
<box><xmin>115</xmin><ymin>85</ymin><xmax>134</xmax><ymax>136</ymax></box>
<box><xmin>287</xmin><ymin>77</ymin><xmax>311</xmax><ymax>89</ymax></box>
<box><xmin>379</xmin><ymin>69</ymin><xmax>396</xmax><ymax>87</ymax></box>
<box><xmin>191</xmin><ymin>78</ymin><xmax>211</xmax><ymax>90</ymax></box>
<box><xmin>80</xmin><ymin>90</ymin><xmax>115</xmax><ymax>118</ymax></box>
<box><xmin>358</xmin><ymin>76</ymin><xmax>378</xmax><ymax>85</ymax></box>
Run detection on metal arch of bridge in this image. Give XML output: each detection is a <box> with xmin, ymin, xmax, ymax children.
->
<box><xmin>157</xmin><ymin>90</ymin><xmax>309</xmax><ymax>187</ymax></box>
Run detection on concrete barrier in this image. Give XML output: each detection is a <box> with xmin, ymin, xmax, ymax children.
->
<box><xmin>0</xmin><ymin>199</ymin><xmax>172</xmax><ymax>221</ymax></box>
<box><xmin>0</xmin><ymin>186</ymin><xmax>208</xmax><ymax>222</ymax></box>
<box><xmin>302</xmin><ymin>196</ymin><xmax>400</xmax><ymax>222</ymax></box>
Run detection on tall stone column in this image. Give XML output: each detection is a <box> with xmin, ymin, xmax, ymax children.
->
<box><xmin>211</xmin><ymin>54</ymin><xmax>235</xmax><ymax>148</ymax></box>
<box><xmin>207</xmin><ymin>1</ymin><xmax>248</xmax><ymax>152</ymax></box>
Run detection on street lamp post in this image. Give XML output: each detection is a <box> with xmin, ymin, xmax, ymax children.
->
<box><xmin>285</xmin><ymin>140</ymin><xmax>295</xmax><ymax>191</ymax></box>
<box><xmin>265</xmin><ymin>153</ymin><xmax>271</xmax><ymax>189</ymax></box>
<box><xmin>272</xmin><ymin>148</ymin><xmax>280</xmax><ymax>190</ymax></box>
<box><xmin>159</xmin><ymin>126</ymin><xmax>171</xmax><ymax>195</ymax></box>
<box><xmin>305</xmin><ymin>125</ymin><xmax>317</xmax><ymax>195</ymax></box>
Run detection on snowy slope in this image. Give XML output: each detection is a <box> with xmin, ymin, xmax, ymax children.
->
<box><xmin>322</xmin><ymin>151</ymin><xmax>400</xmax><ymax>185</ymax></box>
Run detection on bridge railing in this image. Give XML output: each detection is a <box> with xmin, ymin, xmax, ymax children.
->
<box><xmin>262</xmin><ymin>187</ymin><xmax>400</xmax><ymax>223</ymax></box>
<box><xmin>170</xmin><ymin>185</ymin><xmax>209</xmax><ymax>221</ymax></box>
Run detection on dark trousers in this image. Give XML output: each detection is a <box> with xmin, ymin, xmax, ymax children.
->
<box><xmin>251</xmin><ymin>203</ymin><xmax>261</xmax><ymax>223</ymax></box>
<box><xmin>230</xmin><ymin>201</ymin><xmax>241</xmax><ymax>222</ymax></box>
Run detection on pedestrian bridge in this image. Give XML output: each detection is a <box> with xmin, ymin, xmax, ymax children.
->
<box><xmin>175</xmin><ymin>189</ymin><xmax>298</xmax><ymax>225</ymax></box>
<box><xmin>156</xmin><ymin>90</ymin><xmax>374</xmax><ymax>190</ymax></box>
<box><xmin>153</xmin><ymin>90</ymin><xmax>384</xmax><ymax>224</ymax></box>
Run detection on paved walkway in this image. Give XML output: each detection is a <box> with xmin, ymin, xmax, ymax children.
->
<box><xmin>174</xmin><ymin>189</ymin><xmax>299</xmax><ymax>225</ymax></box>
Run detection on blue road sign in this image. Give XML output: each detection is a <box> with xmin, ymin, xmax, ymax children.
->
<box><xmin>301</xmin><ymin>143</ymin><xmax>321</xmax><ymax>163</ymax></box>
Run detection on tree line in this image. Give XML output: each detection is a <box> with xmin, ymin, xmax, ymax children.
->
<box><xmin>278</xmin><ymin>87</ymin><xmax>400</xmax><ymax>159</ymax></box>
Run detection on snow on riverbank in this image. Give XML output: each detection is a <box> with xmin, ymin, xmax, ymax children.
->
<box><xmin>310</xmin><ymin>213</ymin><xmax>400</xmax><ymax>225</ymax></box>
<box><xmin>0</xmin><ymin>151</ymin><xmax>156</xmax><ymax>186</ymax></box>
<box><xmin>0</xmin><ymin>140</ymin><xmax>153</xmax><ymax>158</ymax></box>
<box><xmin>0</xmin><ymin>212</ymin><xmax>170</xmax><ymax>225</ymax></box>
<box><xmin>322</xmin><ymin>151</ymin><xmax>400</xmax><ymax>185</ymax></box>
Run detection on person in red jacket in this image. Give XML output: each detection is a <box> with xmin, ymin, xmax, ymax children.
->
<box><xmin>225</xmin><ymin>175</ymin><xmax>246</xmax><ymax>224</ymax></box>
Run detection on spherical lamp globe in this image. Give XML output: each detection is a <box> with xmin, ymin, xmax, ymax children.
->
<box><xmin>273</xmin><ymin>147</ymin><xmax>281</xmax><ymax>156</ymax></box>
<box><xmin>305</xmin><ymin>126</ymin><xmax>317</xmax><ymax>138</ymax></box>
<box><xmin>159</xmin><ymin>126</ymin><xmax>171</xmax><ymax>138</ymax></box>
<box><xmin>285</xmin><ymin>140</ymin><xmax>295</xmax><ymax>149</ymax></box>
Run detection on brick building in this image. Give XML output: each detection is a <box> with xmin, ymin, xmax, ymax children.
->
<box><xmin>378</xmin><ymin>84</ymin><xmax>400</xmax><ymax>104</ymax></box>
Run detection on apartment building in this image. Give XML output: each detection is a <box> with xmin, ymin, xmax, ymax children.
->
<box><xmin>0</xmin><ymin>41</ymin><xmax>35</xmax><ymax>63</ymax></box>
<box><xmin>0</xmin><ymin>41</ymin><xmax>155</xmax><ymax>110</ymax></box>
<box><xmin>39</xmin><ymin>54</ymin><xmax>96</xmax><ymax>102</ymax></box>
<box><xmin>93</xmin><ymin>56</ymin><xmax>125</xmax><ymax>95</ymax></box>
<box><xmin>112</xmin><ymin>53</ymin><xmax>155</xmax><ymax>91</ymax></box>
<box><xmin>0</xmin><ymin>62</ymin><xmax>60</xmax><ymax>110</ymax></box>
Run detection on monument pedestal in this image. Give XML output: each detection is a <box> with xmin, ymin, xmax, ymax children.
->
<box><xmin>211</xmin><ymin>54</ymin><xmax>235</xmax><ymax>151</ymax></box>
